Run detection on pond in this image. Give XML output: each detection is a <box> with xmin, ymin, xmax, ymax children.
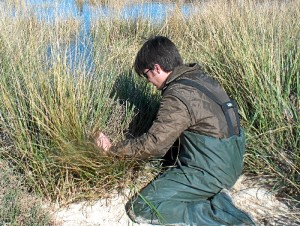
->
<box><xmin>2</xmin><ymin>0</ymin><xmax>197</xmax><ymax>71</ymax></box>
<box><xmin>17</xmin><ymin>0</ymin><xmax>195</xmax><ymax>32</ymax></box>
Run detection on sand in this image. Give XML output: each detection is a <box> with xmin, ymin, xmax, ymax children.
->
<box><xmin>52</xmin><ymin>175</ymin><xmax>298</xmax><ymax>226</ymax></box>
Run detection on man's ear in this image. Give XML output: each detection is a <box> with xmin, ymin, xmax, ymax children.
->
<box><xmin>153</xmin><ymin>64</ymin><xmax>162</xmax><ymax>74</ymax></box>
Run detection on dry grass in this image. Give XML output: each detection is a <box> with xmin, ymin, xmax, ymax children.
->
<box><xmin>0</xmin><ymin>1</ymin><xmax>146</xmax><ymax>203</ymax></box>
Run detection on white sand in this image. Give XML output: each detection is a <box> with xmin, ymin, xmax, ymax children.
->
<box><xmin>230</xmin><ymin>175</ymin><xmax>296</xmax><ymax>225</ymax></box>
<box><xmin>52</xmin><ymin>190</ymin><xmax>135</xmax><ymax>226</ymax></box>
<box><xmin>52</xmin><ymin>175</ymin><xmax>297</xmax><ymax>226</ymax></box>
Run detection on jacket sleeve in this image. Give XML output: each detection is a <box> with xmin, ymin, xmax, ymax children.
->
<box><xmin>109</xmin><ymin>94</ymin><xmax>192</xmax><ymax>159</ymax></box>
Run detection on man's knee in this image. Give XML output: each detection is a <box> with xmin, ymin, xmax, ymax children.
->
<box><xmin>125</xmin><ymin>195</ymin><xmax>161</xmax><ymax>225</ymax></box>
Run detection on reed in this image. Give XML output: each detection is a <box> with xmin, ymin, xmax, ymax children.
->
<box><xmin>183</xmin><ymin>0</ymin><xmax>300</xmax><ymax>198</ymax></box>
<box><xmin>0</xmin><ymin>2</ymin><xmax>146</xmax><ymax>202</ymax></box>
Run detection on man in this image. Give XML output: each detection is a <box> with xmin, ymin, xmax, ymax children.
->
<box><xmin>95</xmin><ymin>36</ymin><xmax>255</xmax><ymax>225</ymax></box>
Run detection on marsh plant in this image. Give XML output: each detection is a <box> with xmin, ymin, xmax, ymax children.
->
<box><xmin>0</xmin><ymin>0</ymin><xmax>299</xmax><ymax>208</ymax></box>
<box><xmin>0</xmin><ymin>1</ymin><xmax>151</xmax><ymax>203</ymax></box>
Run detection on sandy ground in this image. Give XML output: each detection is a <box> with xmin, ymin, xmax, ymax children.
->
<box><xmin>52</xmin><ymin>175</ymin><xmax>299</xmax><ymax>226</ymax></box>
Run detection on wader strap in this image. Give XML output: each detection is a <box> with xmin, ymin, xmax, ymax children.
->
<box><xmin>174</xmin><ymin>79</ymin><xmax>240</xmax><ymax>136</ymax></box>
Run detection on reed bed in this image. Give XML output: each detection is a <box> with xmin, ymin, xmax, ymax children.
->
<box><xmin>185</xmin><ymin>0</ymin><xmax>300</xmax><ymax>199</ymax></box>
<box><xmin>0</xmin><ymin>0</ymin><xmax>299</xmax><ymax>209</ymax></box>
<box><xmin>0</xmin><ymin>2</ymin><xmax>152</xmax><ymax>203</ymax></box>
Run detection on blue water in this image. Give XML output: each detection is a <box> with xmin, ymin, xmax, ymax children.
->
<box><xmin>24</xmin><ymin>0</ymin><xmax>194</xmax><ymax>31</ymax></box>
<box><xmin>6</xmin><ymin>1</ymin><xmax>195</xmax><ymax>72</ymax></box>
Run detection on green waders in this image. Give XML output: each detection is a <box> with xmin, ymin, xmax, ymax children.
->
<box><xmin>126</xmin><ymin>79</ymin><xmax>255</xmax><ymax>225</ymax></box>
<box><xmin>126</xmin><ymin>130</ymin><xmax>255</xmax><ymax>225</ymax></box>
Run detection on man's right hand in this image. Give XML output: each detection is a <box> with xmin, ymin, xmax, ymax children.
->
<box><xmin>93</xmin><ymin>131</ymin><xmax>112</xmax><ymax>153</ymax></box>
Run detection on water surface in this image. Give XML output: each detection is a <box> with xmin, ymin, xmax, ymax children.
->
<box><xmin>3</xmin><ymin>1</ymin><xmax>196</xmax><ymax>72</ymax></box>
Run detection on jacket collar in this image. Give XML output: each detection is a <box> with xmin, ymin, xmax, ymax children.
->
<box><xmin>162</xmin><ymin>63</ymin><xmax>200</xmax><ymax>91</ymax></box>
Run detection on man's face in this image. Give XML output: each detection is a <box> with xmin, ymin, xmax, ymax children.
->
<box><xmin>143</xmin><ymin>65</ymin><xmax>171</xmax><ymax>90</ymax></box>
<box><xmin>143</xmin><ymin>69</ymin><xmax>161</xmax><ymax>89</ymax></box>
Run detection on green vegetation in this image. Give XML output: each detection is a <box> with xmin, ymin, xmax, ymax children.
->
<box><xmin>0</xmin><ymin>0</ymin><xmax>299</xmax><ymax>217</ymax></box>
<box><xmin>0</xmin><ymin>2</ymin><xmax>148</xmax><ymax>203</ymax></box>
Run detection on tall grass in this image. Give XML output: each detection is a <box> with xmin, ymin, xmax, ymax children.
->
<box><xmin>0</xmin><ymin>2</ymin><xmax>149</xmax><ymax>203</ymax></box>
<box><xmin>183</xmin><ymin>0</ymin><xmax>300</xmax><ymax>198</ymax></box>
<box><xmin>0</xmin><ymin>0</ymin><xmax>299</xmax><ymax>207</ymax></box>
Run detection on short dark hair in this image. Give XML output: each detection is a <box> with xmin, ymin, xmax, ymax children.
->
<box><xmin>134</xmin><ymin>36</ymin><xmax>183</xmax><ymax>76</ymax></box>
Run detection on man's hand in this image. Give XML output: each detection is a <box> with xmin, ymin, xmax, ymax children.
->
<box><xmin>94</xmin><ymin>131</ymin><xmax>112</xmax><ymax>152</ymax></box>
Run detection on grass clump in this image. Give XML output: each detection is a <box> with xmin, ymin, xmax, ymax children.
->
<box><xmin>0</xmin><ymin>2</ymin><xmax>146</xmax><ymax>203</ymax></box>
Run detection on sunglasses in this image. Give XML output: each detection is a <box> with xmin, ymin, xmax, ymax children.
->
<box><xmin>143</xmin><ymin>68</ymin><xmax>151</xmax><ymax>78</ymax></box>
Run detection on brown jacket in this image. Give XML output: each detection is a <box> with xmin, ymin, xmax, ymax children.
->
<box><xmin>110</xmin><ymin>63</ymin><xmax>238</xmax><ymax>159</ymax></box>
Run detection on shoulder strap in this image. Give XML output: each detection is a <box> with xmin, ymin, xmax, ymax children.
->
<box><xmin>174</xmin><ymin>79</ymin><xmax>241</xmax><ymax>136</ymax></box>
